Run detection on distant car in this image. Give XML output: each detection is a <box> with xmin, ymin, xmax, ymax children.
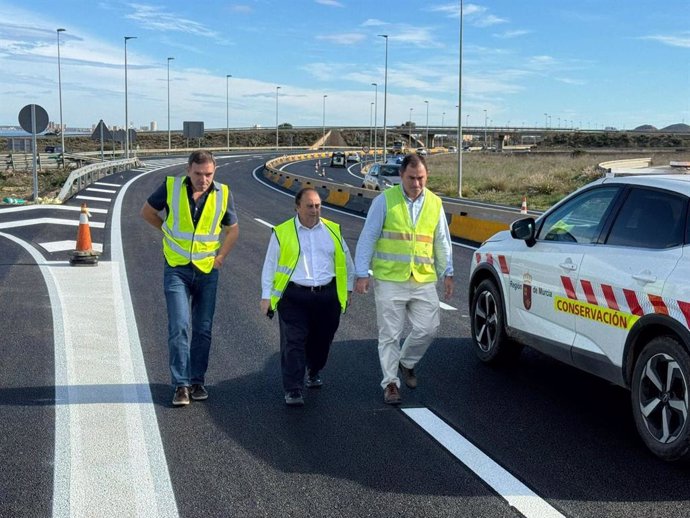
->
<box><xmin>346</xmin><ymin>152</ymin><xmax>361</xmax><ymax>163</ymax></box>
<box><xmin>385</xmin><ymin>156</ymin><xmax>404</xmax><ymax>165</ymax></box>
<box><xmin>362</xmin><ymin>163</ymin><xmax>401</xmax><ymax>190</ymax></box>
<box><xmin>329</xmin><ymin>152</ymin><xmax>346</xmax><ymax>167</ymax></box>
<box><xmin>447</xmin><ymin>146</ymin><xmax>457</xmax><ymax>153</ymax></box>
<box><xmin>416</xmin><ymin>147</ymin><xmax>427</xmax><ymax>156</ymax></box>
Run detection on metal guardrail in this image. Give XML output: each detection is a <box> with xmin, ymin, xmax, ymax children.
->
<box><xmin>57</xmin><ymin>158</ymin><xmax>140</xmax><ymax>202</ymax></box>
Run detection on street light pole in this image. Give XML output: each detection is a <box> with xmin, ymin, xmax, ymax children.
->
<box><xmin>167</xmin><ymin>57</ymin><xmax>174</xmax><ymax>151</ymax></box>
<box><xmin>369</xmin><ymin>101</ymin><xmax>374</xmax><ymax>155</ymax></box>
<box><xmin>371</xmin><ymin>82</ymin><xmax>378</xmax><ymax>162</ymax></box>
<box><xmin>378</xmin><ymin>34</ymin><xmax>389</xmax><ymax>162</ymax></box>
<box><xmin>457</xmin><ymin>0</ymin><xmax>464</xmax><ymax>197</ymax></box>
<box><xmin>484</xmin><ymin>109</ymin><xmax>488</xmax><ymax>148</ymax></box>
<box><xmin>322</xmin><ymin>94</ymin><xmax>327</xmax><ymax>150</ymax></box>
<box><xmin>275</xmin><ymin>86</ymin><xmax>281</xmax><ymax>151</ymax></box>
<box><xmin>409</xmin><ymin>107</ymin><xmax>413</xmax><ymax>147</ymax></box>
<box><xmin>57</xmin><ymin>28</ymin><xmax>66</xmax><ymax>157</ymax></box>
<box><xmin>124</xmin><ymin>36</ymin><xmax>136</xmax><ymax>159</ymax></box>
<box><xmin>226</xmin><ymin>74</ymin><xmax>232</xmax><ymax>151</ymax></box>
<box><xmin>424</xmin><ymin>100</ymin><xmax>429</xmax><ymax>148</ymax></box>
<box><xmin>441</xmin><ymin>111</ymin><xmax>445</xmax><ymax>147</ymax></box>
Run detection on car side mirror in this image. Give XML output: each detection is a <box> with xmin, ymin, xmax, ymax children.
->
<box><xmin>511</xmin><ymin>217</ymin><xmax>537</xmax><ymax>247</ymax></box>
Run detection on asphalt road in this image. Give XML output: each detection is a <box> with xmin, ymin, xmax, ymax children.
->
<box><xmin>1</xmin><ymin>154</ymin><xmax>689</xmax><ymax>518</ymax></box>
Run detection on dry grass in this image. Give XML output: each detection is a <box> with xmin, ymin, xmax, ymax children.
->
<box><xmin>426</xmin><ymin>151</ymin><xmax>690</xmax><ymax>210</ymax></box>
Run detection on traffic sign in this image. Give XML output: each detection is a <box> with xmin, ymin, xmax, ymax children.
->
<box><xmin>91</xmin><ymin>120</ymin><xmax>113</xmax><ymax>141</ymax></box>
<box><xmin>18</xmin><ymin>104</ymin><xmax>49</xmax><ymax>134</ymax></box>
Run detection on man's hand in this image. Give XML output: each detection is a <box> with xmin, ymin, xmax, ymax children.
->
<box><xmin>355</xmin><ymin>277</ymin><xmax>370</xmax><ymax>294</ymax></box>
<box><xmin>443</xmin><ymin>275</ymin><xmax>454</xmax><ymax>300</ymax></box>
<box><xmin>260</xmin><ymin>299</ymin><xmax>271</xmax><ymax>315</ymax></box>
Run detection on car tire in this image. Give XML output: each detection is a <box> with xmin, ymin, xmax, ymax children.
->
<box><xmin>631</xmin><ymin>336</ymin><xmax>690</xmax><ymax>461</ymax></box>
<box><xmin>470</xmin><ymin>279</ymin><xmax>521</xmax><ymax>363</ymax></box>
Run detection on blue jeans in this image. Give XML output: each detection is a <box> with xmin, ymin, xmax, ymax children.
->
<box><xmin>163</xmin><ymin>263</ymin><xmax>219</xmax><ymax>387</ymax></box>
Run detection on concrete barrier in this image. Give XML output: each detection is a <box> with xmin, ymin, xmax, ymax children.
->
<box><xmin>264</xmin><ymin>153</ymin><xmax>520</xmax><ymax>244</ymax></box>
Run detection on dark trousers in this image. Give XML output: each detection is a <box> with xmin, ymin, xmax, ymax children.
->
<box><xmin>277</xmin><ymin>281</ymin><xmax>341</xmax><ymax>392</ymax></box>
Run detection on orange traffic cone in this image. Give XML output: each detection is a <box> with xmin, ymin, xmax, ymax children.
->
<box><xmin>70</xmin><ymin>203</ymin><xmax>99</xmax><ymax>266</ymax></box>
<box><xmin>520</xmin><ymin>196</ymin><xmax>528</xmax><ymax>215</ymax></box>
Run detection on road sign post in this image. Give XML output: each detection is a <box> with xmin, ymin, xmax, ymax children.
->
<box><xmin>18</xmin><ymin>104</ymin><xmax>49</xmax><ymax>201</ymax></box>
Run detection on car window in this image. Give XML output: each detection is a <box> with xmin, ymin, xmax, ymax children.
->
<box><xmin>380</xmin><ymin>165</ymin><xmax>400</xmax><ymax>177</ymax></box>
<box><xmin>538</xmin><ymin>186</ymin><xmax>620</xmax><ymax>244</ymax></box>
<box><xmin>606</xmin><ymin>188</ymin><xmax>686</xmax><ymax>249</ymax></box>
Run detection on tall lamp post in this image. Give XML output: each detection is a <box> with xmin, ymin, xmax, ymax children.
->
<box><xmin>378</xmin><ymin>34</ymin><xmax>389</xmax><ymax>161</ymax></box>
<box><xmin>457</xmin><ymin>0</ymin><xmax>464</xmax><ymax>197</ymax></box>
<box><xmin>124</xmin><ymin>36</ymin><xmax>136</xmax><ymax>159</ymax></box>
<box><xmin>322</xmin><ymin>94</ymin><xmax>327</xmax><ymax>150</ymax></box>
<box><xmin>369</xmin><ymin>101</ymin><xmax>374</xmax><ymax>155</ymax></box>
<box><xmin>408</xmin><ymin>107</ymin><xmax>413</xmax><ymax>147</ymax></box>
<box><xmin>424</xmin><ymin>100</ymin><xmax>429</xmax><ymax>148</ymax></box>
<box><xmin>275</xmin><ymin>86</ymin><xmax>281</xmax><ymax>151</ymax></box>
<box><xmin>441</xmin><ymin>111</ymin><xmax>445</xmax><ymax>147</ymax></box>
<box><xmin>371</xmin><ymin>82</ymin><xmax>378</xmax><ymax>162</ymax></box>
<box><xmin>167</xmin><ymin>57</ymin><xmax>174</xmax><ymax>151</ymax></box>
<box><xmin>226</xmin><ymin>74</ymin><xmax>232</xmax><ymax>151</ymax></box>
<box><xmin>483</xmin><ymin>109</ymin><xmax>488</xmax><ymax>148</ymax></box>
<box><xmin>56</xmin><ymin>28</ymin><xmax>66</xmax><ymax>157</ymax></box>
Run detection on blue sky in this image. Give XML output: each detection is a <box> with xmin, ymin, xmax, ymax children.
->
<box><xmin>1</xmin><ymin>0</ymin><xmax>688</xmax><ymax>132</ymax></box>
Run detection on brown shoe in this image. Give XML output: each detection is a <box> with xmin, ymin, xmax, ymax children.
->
<box><xmin>172</xmin><ymin>386</ymin><xmax>191</xmax><ymax>406</ymax></box>
<box><xmin>383</xmin><ymin>383</ymin><xmax>401</xmax><ymax>405</ymax></box>
<box><xmin>399</xmin><ymin>363</ymin><xmax>417</xmax><ymax>389</ymax></box>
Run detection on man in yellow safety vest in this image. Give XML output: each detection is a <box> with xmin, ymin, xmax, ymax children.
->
<box><xmin>141</xmin><ymin>150</ymin><xmax>239</xmax><ymax>407</ymax></box>
<box><xmin>354</xmin><ymin>153</ymin><xmax>453</xmax><ymax>405</ymax></box>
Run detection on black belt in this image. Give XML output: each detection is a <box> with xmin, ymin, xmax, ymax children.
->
<box><xmin>288</xmin><ymin>279</ymin><xmax>335</xmax><ymax>292</ymax></box>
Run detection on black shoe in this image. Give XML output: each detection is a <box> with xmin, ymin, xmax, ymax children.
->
<box><xmin>172</xmin><ymin>386</ymin><xmax>191</xmax><ymax>406</ymax></box>
<box><xmin>399</xmin><ymin>363</ymin><xmax>417</xmax><ymax>389</ymax></box>
<box><xmin>191</xmin><ymin>384</ymin><xmax>208</xmax><ymax>401</ymax></box>
<box><xmin>305</xmin><ymin>371</ymin><xmax>323</xmax><ymax>389</ymax></box>
<box><xmin>284</xmin><ymin>390</ymin><xmax>304</xmax><ymax>406</ymax></box>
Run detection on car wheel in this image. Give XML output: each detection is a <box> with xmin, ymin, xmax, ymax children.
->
<box><xmin>470</xmin><ymin>279</ymin><xmax>520</xmax><ymax>363</ymax></box>
<box><xmin>631</xmin><ymin>336</ymin><xmax>690</xmax><ymax>461</ymax></box>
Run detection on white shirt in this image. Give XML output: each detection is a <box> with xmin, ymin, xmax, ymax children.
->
<box><xmin>261</xmin><ymin>216</ymin><xmax>355</xmax><ymax>299</ymax></box>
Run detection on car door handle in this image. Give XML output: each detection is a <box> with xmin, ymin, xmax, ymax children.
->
<box><xmin>559</xmin><ymin>261</ymin><xmax>577</xmax><ymax>271</ymax></box>
<box><xmin>632</xmin><ymin>271</ymin><xmax>657</xmax><ymax>283</ymax></box>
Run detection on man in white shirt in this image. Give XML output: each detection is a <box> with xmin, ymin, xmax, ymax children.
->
<box><xmin>261</xmin><ymin>188</ymin><xmax>354</xmax><ymax>406</ymax></box>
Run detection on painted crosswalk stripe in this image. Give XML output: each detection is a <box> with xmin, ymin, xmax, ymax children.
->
<box><xmin>75</xmin><ymin>195</ymin><xmax>112</xmax><ymax>202</ymax></box>
<box><xmin>403</xmin><ymin>408</ymin><xmax>565</xmax><ymax>518</ymax></box>
<box><xmin>85</xmin><ymin>187</ymin><xmax>117</xmax><ymax>194</ymax></box>
<box><xmin>0</xmin><ymin>217</ymin><xmax>105</xmax><ymax>230</ymax></box>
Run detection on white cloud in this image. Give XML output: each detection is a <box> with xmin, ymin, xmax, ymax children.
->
<box><xmin>124</xmin><ymin>3</ymin><xmax>227</xmax><ymax>42</ymax></box>
<box><xmin>361</xmin><ymin>18</ymin><xmax>386</xmax><ymax>27</ymax></box>
<box><xmin>642</xmin><ymin>34</ymin><xmax>690</xmax><ymax>48</ymax></box>
<box><xmin>315</xmin><ymin>0</ymin><xmax>343</xmax><ymax>6</ymax></box>
<box><xmin>317</xmin><ymin>33</ymin><xmax>366</xmax><ymax>45</ymax></box>
<box><xmin>493</xmin><ymin>30</ymin><xmax>530</xmax><ymax>39</ymax></box>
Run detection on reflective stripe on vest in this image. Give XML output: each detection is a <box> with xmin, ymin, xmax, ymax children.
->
<box><xmin>372</xmin><ymin>185</ymin><xmax>442</xmax><ymax>282</ymax></box>
<box><xmin>269</xmin><ymin>217</ymin><xmax>349</xmax><ymax>313</ymax></box>
<box><xmin>161</xmin><ymin>176</ymin><xmax>229</xmax><ymax>273</ymax></box>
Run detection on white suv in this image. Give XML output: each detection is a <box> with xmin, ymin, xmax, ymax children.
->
<box><xmin>469</xmin><ymin>168</ymin><xmax>690</xmax><ymax>461</ymax></box>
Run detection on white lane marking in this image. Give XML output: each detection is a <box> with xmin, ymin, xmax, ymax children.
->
<box><xmin>75</xmin><ymin>195</ymin><xmax>112</xmax><ymax>202</ymax></box>
<box><xmin>85</xmin><ymin>187</ymin><xmax>117</xmax><ymax>194</ymax></box>
<box><xmin>38</xmin><ymin>240</ymin><xmax>103</xmax><ymax>253</ymax></box>
<box><xmin>0</xmin><ymin>162</ymin><xmax>182</xmax><ymax>517</ymax></box>
<box><xmin>440</xmin><ymin>302</ymin><xmax>457</xmax><ymax>311</ymax></box>
<box><xmin>403</xmin><ymin>408</ymin><xmax>565</xmax><ymax>518</ymax></box>
<box><xmin>94</xmin><ymin>182</ymin><xmax>121</xmax><ymax>187</ymax></box>
<box><xmin>255</xmin><ymin>218</ymin><xmax>274</xmax><ymax>228</ymax></box>
<box><xmin>0</xmin><ymin>217</ymin><xmax>105</xmax><ymax>229</ymax></box>
<box><xmin>0</xmin><ymin>205</ymin><xmax>108</xmax><ymax>214</ymax></box>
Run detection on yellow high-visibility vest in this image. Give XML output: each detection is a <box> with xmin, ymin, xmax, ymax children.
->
<box><xmin>161</xmin><ymin>176</ymin><xmax>229</xmax><ymax>273</ymax></box>
<box><xmin>373</xmin><ymin>185</ymin><xmax>442</xmax><ymax>282</ymax></box>
<box><xmin>270</xmin><ymin>217</ymin><xmax>348</xmax><ymax>313</ymax></box>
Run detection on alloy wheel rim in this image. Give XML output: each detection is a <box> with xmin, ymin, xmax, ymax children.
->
<box><xmin>474</xmin><ymin>290</ymin><xmax>497</xmax><ymax>352</ymax></box>
<box><xmin>639</xmin><ymin>352</ymin><xmax>689</xmax><ymax>444</ymax></box>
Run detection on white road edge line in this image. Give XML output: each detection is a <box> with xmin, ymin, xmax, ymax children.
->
<box><xmin>402</xmin><ymin>408</ymin><xmax>565</xmax><ymax>518</ymax></box>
